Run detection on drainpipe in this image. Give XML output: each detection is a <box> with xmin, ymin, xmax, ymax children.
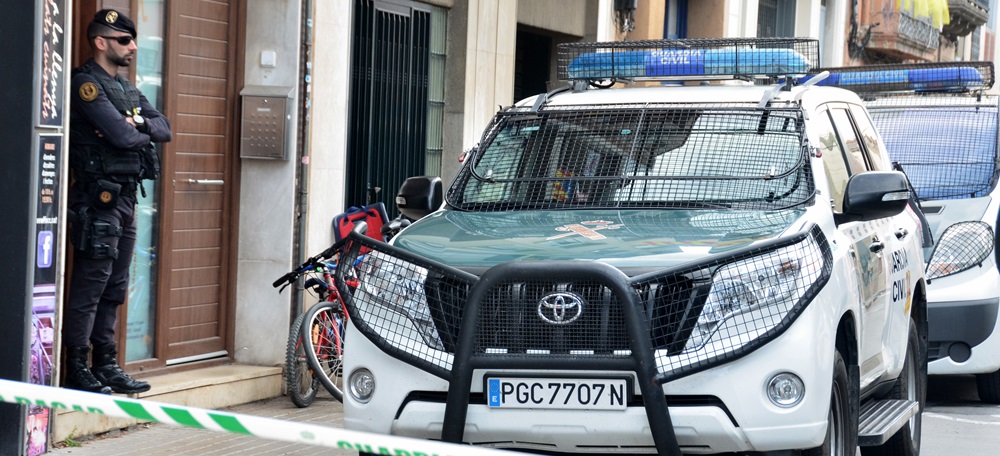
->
<box><xmin>292</xmin><ymin>0</ymin><xmax>315</xmax><ymax>320</ymax></box>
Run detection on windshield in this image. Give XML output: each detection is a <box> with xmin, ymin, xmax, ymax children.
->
<box><xmin>867</xmin><ymin>100</ymin><xmax>999</xmax><ymax>201</ymax></box>
<box><xmin>449</xmin><ymin>104</ymin><xmax>814</xmax><ymax>211</ymax></box>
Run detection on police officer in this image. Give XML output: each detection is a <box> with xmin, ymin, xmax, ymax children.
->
<box><xmin>64</xmin><ymin>9</ymin><xmax>171</xmax><ymax>394</ymax></box>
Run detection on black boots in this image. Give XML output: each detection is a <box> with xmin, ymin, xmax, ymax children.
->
<box><xmin>63</xmin><ymin>343</ymin><xmax>151</xmax><ymax>394</ymax></box>
<box><xmin>90</xmin><ymin>343</ymin><xmax>151</xmax><ymax>394</ymax></box>
<box><xmin>64</xmin><ymin>346</ymin><xmax>112</xmax><ymax>394</ymax></box>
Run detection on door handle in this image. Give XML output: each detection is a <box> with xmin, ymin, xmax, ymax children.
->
<box><xmin>894</xmin><ymin>228</ymin><xmax>909</xmax><ymax>240</ymax></box>
<box><xmin>869</xmin><ymin>239</ymin><xmax>885</xmax><ymax>254</ymax></box>
<box><xmin>187</xmin><ymin>179</ymin><xmax>224</xmax><ymax>186</ymax></box>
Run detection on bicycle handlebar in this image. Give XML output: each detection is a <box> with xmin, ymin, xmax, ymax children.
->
<box><xmin>272</xmin><ymin>213</ymin><xmax>390</xmax><ymax>291</ymax></box>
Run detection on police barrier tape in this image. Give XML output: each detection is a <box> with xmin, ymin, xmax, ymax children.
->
<box><xmin>0</xmin><ymin>379</ymin><xmax>514</xmax><ymax>456</ymax></box>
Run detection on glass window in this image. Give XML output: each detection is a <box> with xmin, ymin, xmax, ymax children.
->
<box><xmin>829</xmin><ymin>109</ymin><xmax>868</xmax><ymax>174</ymax></box>
<box><xmin>126</xmin><ymin>0</ymin><xmax>166</xmax><ymax>362</ymax></box>
<box><xmin>426</xmin><ymin>6</ymin><xmax>447</xmax><ymax>175</ymax></box>
<box><xmin>849</xmin><ymin>104</ymin><xmax>887</xmax><ymax>171</ymax></box>
<box><xmin>814</xmin><ymin>111</ymin><xmax>851</xmax><ymax>213</ymax></box>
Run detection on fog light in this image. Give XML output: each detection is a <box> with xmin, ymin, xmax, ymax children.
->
<box><xmin>349</xmin><ymin>368</ymin><xmax>376</xmax><ymax>403</ymax></box>
<box><xmin>766</xmin><ymin>372</ymin><xmax>804</xmax><ymax>408</ymax></box>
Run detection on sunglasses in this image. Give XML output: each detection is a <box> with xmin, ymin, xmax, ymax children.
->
<box><xmin>101</xmin><ymin>35</ymin><xmax>134</xmax><ymax>45</ymax></box>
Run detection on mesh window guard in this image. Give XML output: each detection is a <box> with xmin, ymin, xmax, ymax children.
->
<box><xmin>449</xmin><ymin>103</ymin><xmax>815</xmax><ymax>213</ymax></box>
<box><xmin>866</xmin><ymin>95</ymin><xmax>999</xmax><ymax>201</ymax></box>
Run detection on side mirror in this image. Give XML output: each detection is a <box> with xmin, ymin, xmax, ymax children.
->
<box><xmin>396</xmin><ymin>176</ymin><xmax>443</xmax><ymax>221</ymax></box>
<box><xmin>839</xmin><ymin>171</ymin><xmax>910</xmax><ymax>223</ymax></box>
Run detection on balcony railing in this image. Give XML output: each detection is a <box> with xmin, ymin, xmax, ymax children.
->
<box><xmin>866</xmin><ymin>2</ymin><xmax>940</xmax><ymax>62</ymax></box>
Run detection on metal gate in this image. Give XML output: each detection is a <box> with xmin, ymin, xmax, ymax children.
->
<box><xmin>348</xmin><ymin>0</ymin><xmax>430</xmax><ymax>213</ymax></box>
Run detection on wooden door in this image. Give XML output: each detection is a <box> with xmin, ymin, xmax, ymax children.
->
<box><xmin>158</xmin><ymin>0</ymin><xmax>240</xmax><ymax>364</ymax></box>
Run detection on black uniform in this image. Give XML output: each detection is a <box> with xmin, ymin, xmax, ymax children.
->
<box><xmin>63</xmin><ymin>14</ymin><xmax>172</xmax><ymax>394</ymax></box>
<box><xmin>65</xmin><ymin>58</ymin><xmax>170</xmax><ymax>349</ymax></box>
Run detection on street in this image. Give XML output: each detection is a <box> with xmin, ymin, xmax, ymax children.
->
<box><xmin>922</xmin><ymin>375</ymin><xmax>1000</xmax><ymax>455</ymax></box>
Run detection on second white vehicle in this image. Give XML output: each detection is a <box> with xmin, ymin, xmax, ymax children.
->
<box><xmin>821</xmin><ymin>62</ymin><xmax>1000</xmax><ymax>403</ymax></box>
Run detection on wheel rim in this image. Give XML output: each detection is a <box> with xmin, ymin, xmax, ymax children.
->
<box><xmin>311</xmin><ymin>309</ymin><xmax>344</xmax><ymax>390</ymax></box>
<box><xmin>831</xmin><ymin>383</ymin><xmax>844</xmax><ymax>455</ymax></box>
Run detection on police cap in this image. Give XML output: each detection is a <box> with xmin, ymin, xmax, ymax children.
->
<box><xmin>89</xmin><ymin>9</ymin><xmax>136</xmax><ymax>39</ymax></box>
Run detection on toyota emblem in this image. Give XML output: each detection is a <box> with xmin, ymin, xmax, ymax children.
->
<box><xmin>538</xmin><ymin>292</ymin><xmax>584</xmax><ymax>325</ymax></box>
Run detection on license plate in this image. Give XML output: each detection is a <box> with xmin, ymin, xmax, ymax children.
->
<box><xmin>486</xmin><ymin>377</ymin><xmax>628</xmax><ymax>410</ymax></box>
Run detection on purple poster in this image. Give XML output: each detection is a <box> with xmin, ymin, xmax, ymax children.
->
<box><xmin>29</xmin><ymin>135</ymin><xmax>62</xmax><ymax>456</ymax></box>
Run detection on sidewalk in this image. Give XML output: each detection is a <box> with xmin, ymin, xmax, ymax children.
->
<box><xmin>48</xmin><ymin>390</ymin><xmax>357</xmax><ymax>456</ymax></box>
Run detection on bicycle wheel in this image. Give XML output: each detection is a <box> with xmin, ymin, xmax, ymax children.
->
<box><xmin>301</xmin><ymin>301</ymin><xmax>346</xmax><ymax>401</ymax></box>
<box><xmin>285</xmin><ymin>310</ymin><xmax>319</xmax><ymax>408</ymax></box>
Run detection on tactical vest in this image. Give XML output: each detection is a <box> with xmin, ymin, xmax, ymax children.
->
<box><xmin>70</xmin><ymin>60</ymin><xmax>144</xmax><ymax>185</ymax></box>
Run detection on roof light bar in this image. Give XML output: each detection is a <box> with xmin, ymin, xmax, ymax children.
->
<box><xmin>807</xmin><ymin>62</ymin><xmax>994</xmax><ymax>93</ymax></box>
<box><xmin>557</xmin><ymin>38</ymin><xmax>818</xmax><ymax>82</ymax></box>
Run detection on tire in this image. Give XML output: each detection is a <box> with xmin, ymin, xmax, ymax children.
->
<box><xmin>301</xmin><ymin>301</ymin><xmax>346</xmax><ymax>401</ymax></box>
<box><xmin>285</xmin><ymin>310</ymin><xmax>319</xmax><ymax>408</ymax></box>
<box><xmin>861</xmin><ymin>322</ymin><xmax>925</xmax><ymax>456</ymax></box>
<box><xmin>807</xmin><ymin>351</ymin><xmax>857</xmax><ymax>456</ymax></box>
<box><xmin>976</xmin><ymin>368</ymin><xmax>1000</xmax><ymax>404</ymax></box>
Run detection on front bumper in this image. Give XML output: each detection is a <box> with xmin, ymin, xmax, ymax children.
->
<box><xmin>925</xmin><ymin>267</ymin><xmax>1000</xmax><ymax>375</ymax></box>
<box><xmin>343</xmin><ymin>287</ymin><xmax>836</xmax><ymax>454</ymax></box>
<box><xmin>338</xmin><ymin>226</ymin><xmax>834</xmax><ymax>453</ymax></box>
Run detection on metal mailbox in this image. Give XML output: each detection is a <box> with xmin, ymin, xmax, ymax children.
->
<box><xmin>239</xmin><ymin>85</ymin><xmax>294</xmax><ymax>159</ymax></box>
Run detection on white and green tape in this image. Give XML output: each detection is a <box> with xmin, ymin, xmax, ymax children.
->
<box><xmin>0</xmin><ymin>379</ymin><xmax>513</xmax><ymax>456</ymax></box>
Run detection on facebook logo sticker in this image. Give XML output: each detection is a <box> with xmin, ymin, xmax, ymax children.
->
<box><xmin>488</xmin><ymin>379</ymin><xmax>501</xmax><ymax>407</ymax></box>
<box><xmin>37</xmin><ymin>231</ymin><xmax>53</xmax><ymax>268</ymax></box>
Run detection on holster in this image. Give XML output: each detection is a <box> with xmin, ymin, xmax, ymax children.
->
<box><xmin>69</xmin><ymin>195</ymin><xmax>123</xmax><ymax>260</ymax></box>
<box><xmin>69</xmin><ymin>207</ymin><xmax>93</xmax><ymax>253</ymax></box>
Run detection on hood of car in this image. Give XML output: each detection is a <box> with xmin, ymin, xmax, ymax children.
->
<box><xmin>391</xmin><ymin>208</ymin><xmax>805</xmax><ymax>274</ymax></box>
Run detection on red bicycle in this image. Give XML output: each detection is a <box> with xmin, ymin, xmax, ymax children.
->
<box><xmin>274</xmin><ymin>242</ymin><xmax>355</xmax><ymax>404</ymax></box>
<box><xmin>274</xmin><ymin>205</ymin><xmax>408</xmax><ymax>406</ymax></box>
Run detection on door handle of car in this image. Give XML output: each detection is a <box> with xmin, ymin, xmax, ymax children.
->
<box><xmin>869</xmin><ymin>239</ymin><xmax>885</xmax><ymax>253</ymax></box>
<box><xmin>894</xmin><ymin>228</ymin><xmax>909</xmax><ymax>240</ymax></box>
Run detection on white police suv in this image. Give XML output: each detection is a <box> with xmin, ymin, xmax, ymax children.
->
<box><xmin>333</xmin><ymin>38</ymin><xmax>927</xmax><ymax>455</ymax></box>
<box><xmin>817</xmin><ymin>62</ymin><xmax>1000</xmax><ymax>404</ymax></box>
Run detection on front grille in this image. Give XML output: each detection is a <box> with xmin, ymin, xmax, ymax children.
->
<box><xmin>434</xmin><ymin>275</ymin><xmax>706</xmax><ymax>360</ymax></box>
<box><xmin>474</xmin><ymin>280</ymin><xmax>631</xmax><ymax>356</ymax></box>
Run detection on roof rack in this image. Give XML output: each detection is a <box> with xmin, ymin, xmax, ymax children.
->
<box><xmin>557</xmin><ymin>38</ymin><xmax>818</xmax><ymax>83</ymax></box>
<box><xmin>806</xmin><ymin>61</ymin><xmax>995</xmax><ymax>94</ymax></box>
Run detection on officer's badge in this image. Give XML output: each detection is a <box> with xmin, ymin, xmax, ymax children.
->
<box><xmin>79</xmin><ymin>82</ymin><xmax>99</xmax><ymax>102</ymax></box>
<box><xmin>106</xmin><ymin>10</ymin><xmax>118</xmax><ymax>24</ymax></box>
<box><xmin>99</xmin><ymin>191</ymin><xmax>113</xmax><ymax>204</ymax></box>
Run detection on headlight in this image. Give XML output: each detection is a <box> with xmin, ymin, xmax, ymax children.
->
<box><xmin>926</xmin><ymin>221</ymin><xmax>994</xmax><ymax>280</ymax></box>
<box><xmin>356</xmin><ymin>251</ymin><xmax>446</xmax><ymax>350</ymax></box>
<box><xmin>685</xmin><ymin>235</ymin><xmax>825</xmax><ymax>352</ymax></box>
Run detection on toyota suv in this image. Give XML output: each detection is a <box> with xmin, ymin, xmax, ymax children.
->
<box><xmin>332</xmin><ymin>38</ymin><xmax>927</xmax><ymax>455</ymax></box>
<box><xmin>817</xmin><ymin>62</ymin><xmax>1000</xmax><ymax>404</ymax></box>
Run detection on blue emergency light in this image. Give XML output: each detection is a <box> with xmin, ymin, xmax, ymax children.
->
<box><xmin>808</xmin><ymin>62</ymin><xmax>993</xmax><ymax>93</ymax></box>
<box><xmin>558</xmin><ymin>38</ymin><xmax>819</xmax><ymax>82</ymax></box>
